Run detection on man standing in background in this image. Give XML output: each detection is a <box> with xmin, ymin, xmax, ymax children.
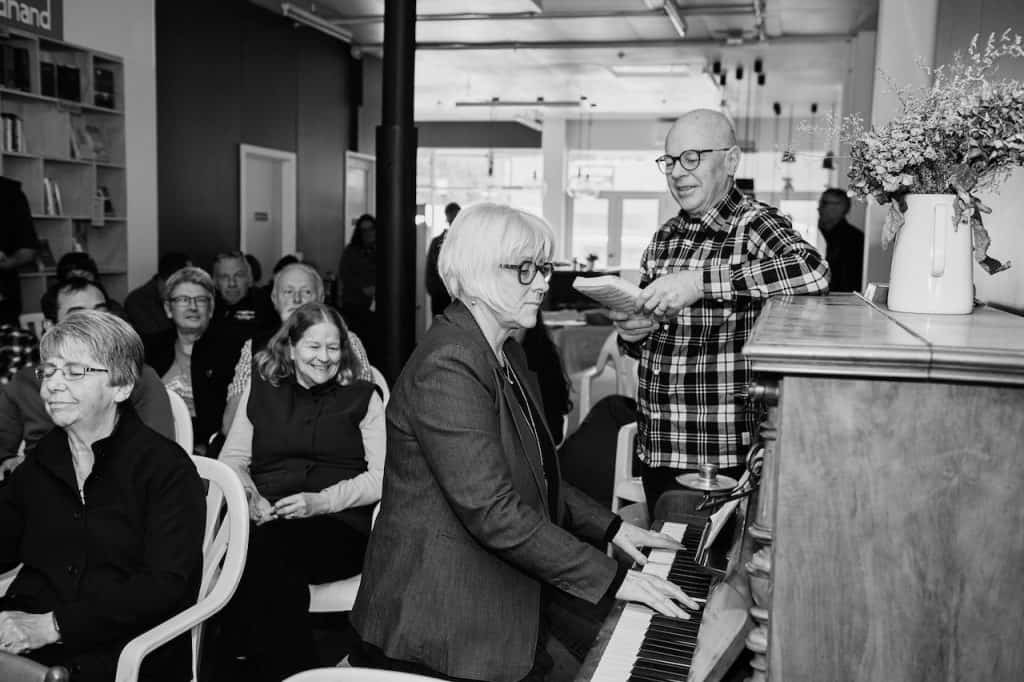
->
<box><xmin>425</xmin><ymin>201</ymin><xmax>460</xmax><ymax>317</ymax></box>
<box><xmin>0</xmin><ymin>177</ymin><xmax>39</xmax><ymax>326</ymax></box>
<box><xmin>610</xmin><ymin>109</ymin><xmax>830</xmax><ymax>512</ymax></box>
<box><xmin>816</xmin><ymin>188</ymin><xmax>864</xmax><ymax>293</ymax></box>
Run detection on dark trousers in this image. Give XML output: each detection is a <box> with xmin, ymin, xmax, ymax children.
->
<box><xmin>640</xmin><ymin>463</ymin><xmax>747</xmax><ymax>519</ymax></box>
<box><xmin>351</xmin><ymin>632</ymin><xmax>554</xmax><ymax>682</ymax></box>
<box><xmin>223</xmin><ymin>515</ymin><xmax>367</xmax><ymax>681</ymax></box>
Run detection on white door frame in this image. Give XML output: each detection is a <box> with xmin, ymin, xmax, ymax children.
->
<box><xmin>344</xmin><ymin>150</ymin><xmax>376</xmax><ymax>246</ymax></box>
<box><xmin>239</xmin><ymin>144</ymin><xmax>297</xmax><ymax>256</ymax></box>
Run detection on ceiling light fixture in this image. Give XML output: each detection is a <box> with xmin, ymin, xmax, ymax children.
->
<box><xmin>281</xmin><ymin>3</ymin><xmax>353</xmax><ymax>43</ymax></box>
<box><xmin>609</xmin><ymin>63</ymin><xmax>698</xmax><ymax>77</ymax></box>
<box><xmin>455</xmin><ymin>99</ymin><xmax>582</xmax><ymax>108</ymax></box>
<box><xmin>663</xmin><ymin>1</ymin><xmax>688</xmax><ymax>39</ymax></box>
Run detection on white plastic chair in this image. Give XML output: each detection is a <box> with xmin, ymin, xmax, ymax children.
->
<box><xmin>284</xmin><ymin>667</ymin><xmax>439</xmax><ymax>682</ymax></box>
<box><xmin>307</xmin><ymin>503</ymin><xmax>381</xmax><ymax>613</ymax></box>
<box><xmin>611</xmin><ymin>422</ymin><xmax>645</xmax><ymax>513</ymax></box>
<box><xmin>368</xmin><ymin>365</ymin><xmax>390</xmax><ymax>404</ymax></box>
<box><xmin>569</xmin><ymin>331</ymin><xmax>639</xmax><ymax>431</ymax></box>
<box><xmin>114</xmin><ymin>456</ymin><xmax>249</xmax><ymax>682</ymax></box>
<box><xmin>309</xmin><ymin>365</ymin><xmax>388</xmax><ymax>614</ymax></box>
<box><xmin>165</xmin><ymin>387</ymin><xmax>193</xmax><ymax>454</ymax></box>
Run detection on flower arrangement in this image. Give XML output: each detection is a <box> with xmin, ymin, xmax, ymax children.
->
<box><xmin>825</xmin><ymin>29</ymin><xmax>1024</xmax><ymax>274</ymax></box>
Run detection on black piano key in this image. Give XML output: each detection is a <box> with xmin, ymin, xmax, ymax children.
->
<box><xmin>631</xmin><ymin>658</ymin><xmax>691</xmax><ymax>678</ymax></box>
<box><xmin>639</xmin><ymin>634</ymin><xmax>696</xmax><ymax>653</ymax></box>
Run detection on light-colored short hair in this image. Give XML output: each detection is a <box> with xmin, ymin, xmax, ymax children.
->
<box><xmin>165</xmin><ymin>266</ymin><xmax>215</xmax><ymax>300</ymax></box>
<box><xmin>40</xmin><ymin>310</ymin><xmax>144</xmax><ymax>388</ymax></box>
<box><xmin>438</xmin><ymin>203</ymin><xmax>554</xmax><ymax>314</ymax></box>
<box><xmin>272</xmin><ymin>262</ymin><xmax>324</xmax><ymax>300</ymax></box>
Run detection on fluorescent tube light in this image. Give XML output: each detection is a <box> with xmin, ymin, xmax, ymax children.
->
<box><xmin>281</xmin><ymin>3</ymin><xmax>353</xmax><ymax>43</ymax></box>
<box><xmin>663</xmin><ymin>1</ymin><xmax>687</xmax><ymax>39</ymax></box>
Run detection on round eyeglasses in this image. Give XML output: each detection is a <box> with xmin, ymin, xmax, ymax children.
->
<box><xmin>35</xmin><ymin>363</ymin><xmax>110</xmax><ymax>382</ymax></box>
<box><xmin>655</xmin><ymin>147</ymin><xmax>732</xmax><ymax>174</ymax></box>
<box><xmin>499</xmin><ymin>260</ymin><xmax>555</xmax><ymax>286</ymax></box>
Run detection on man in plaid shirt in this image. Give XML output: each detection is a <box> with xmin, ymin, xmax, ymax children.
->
<box><xmin>611</xmin><ymin>109</ymin><xmax>830</xmax><ymax>510</ymax></box>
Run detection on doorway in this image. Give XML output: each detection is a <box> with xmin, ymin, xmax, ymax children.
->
<box><xmin>239</xmin><ymin>144</ymin><xmax>296</xmax><ymax>279</ymax></box>
<box><xmin>345</xmin><ymin>151</ymin><xmax>376</xmax><ymax>246</ymax></box>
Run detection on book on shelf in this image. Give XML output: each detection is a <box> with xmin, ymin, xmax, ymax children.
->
<box><xmin>42</xmin><ymin>176</ymin><xmax>63</xmax><ymax>216</ymax></box>
<box><xmin>1</xmin><ymin>113</ymin><xmax>24</xmax><ymax>152</ymax></box>
<box><xmin>69</xmin><ymin>116</ymin><xmax>95</xmax><ymax>160</ymax></box>
<box><xmin>39</xmin><ymin>56</ymin><xmax>57</xmax><ymax>97</ymax></box>
<box><xmin>0</xmin><ymin>44</ymin><xmax>31</xmax><ymax>92</ymax></box>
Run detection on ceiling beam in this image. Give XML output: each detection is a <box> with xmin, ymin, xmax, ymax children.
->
<box><xmin>331</xmin><ymin>4</ymin><xmax>757</xmax><ymax>25</ymax></box>
<box><xmin>359</xmin><ymin>34</ymin><xmax>853</xmax><ymax>51</ymax></box>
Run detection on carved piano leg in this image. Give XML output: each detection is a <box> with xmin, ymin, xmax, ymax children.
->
<box><xmin>745</xmin><ymin>401</ymin><xmax>778</xmax><ymax>681</ymax></box>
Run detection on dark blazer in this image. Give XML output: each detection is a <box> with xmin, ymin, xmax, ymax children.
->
<box><xmin>0</xmin><ymin>406</ymin><xmax>205</xmax><ymax>682</ymax></box>
<box><xmin>351</xmin><ymin>302</ymin><xmax>619</xmax><ymax>682</ymax></box>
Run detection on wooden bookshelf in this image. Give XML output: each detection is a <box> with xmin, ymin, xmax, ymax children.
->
<box><xmin>0</xmin><ymin>27</ymin><xmax>127</xmax><ymax>310</ymax></box>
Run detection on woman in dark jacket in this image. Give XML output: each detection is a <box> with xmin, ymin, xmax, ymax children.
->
<box><xmin>220</xmin><ymin>302</ymin><xmax>385</xmax><ymax>681</ymax></box>
<box><xmin>350</xmin><ymin>203</ymin><xmax>696</xmax><ymax>682</ymax></box>
<box><xmin>0</xmin><ymin>310</ymin><xmax>205</xmax><ymax>682</ymax></box>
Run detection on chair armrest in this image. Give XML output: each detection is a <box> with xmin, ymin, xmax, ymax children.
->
<box><xmin>114</xmin><ymin>599</ymin><xmax>216</xmax><ymax>682</ymax></box>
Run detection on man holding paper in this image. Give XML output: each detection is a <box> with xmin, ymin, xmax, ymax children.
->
<box><xmin>610</xmin><ymin>109</ymin><xmax>830</xmax><ymax>511</ymax></box>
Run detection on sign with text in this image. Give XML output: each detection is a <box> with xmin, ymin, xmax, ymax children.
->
<box><xmin>1</xmin><ymin>0</ymin><xmax>63</xmax><ymax>40</ymax></box>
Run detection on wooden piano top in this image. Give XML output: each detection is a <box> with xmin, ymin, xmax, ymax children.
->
<box><xmin>743</xmin><ymin>294</ymin><xmax>1024</xmax><ymax>385</ymax></box>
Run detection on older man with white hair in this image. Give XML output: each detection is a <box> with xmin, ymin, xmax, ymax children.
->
<box><xmin>610</xmin><ymin>109</ymin><xmax>831</xmax><ymax>512</ymax></box>
<box><xmin>220</xmin><ymin>262</ymin><xmax>372</xmax><ymax>434</ymax></box>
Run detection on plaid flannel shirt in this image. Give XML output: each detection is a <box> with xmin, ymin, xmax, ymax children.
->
<box><xmin>0</xmin><ymin>324</ymin><xmax>38</xmax><ymax>385</ymax></box>
<box><xmin>621</xmin><ymin>184</ymin><xmax>830</xmax><ymax>470</ymax></box>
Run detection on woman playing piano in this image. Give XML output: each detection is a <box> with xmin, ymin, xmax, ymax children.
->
<box><xmin>350</xmin><ymin>203</ymin><xmax>698</xmax><ymax>681</ymax></box>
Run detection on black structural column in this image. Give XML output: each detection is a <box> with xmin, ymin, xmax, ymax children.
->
<box><xmin>376</xmin><ymin>0</ymin><xmax>418</xmax><ymax>383</ymax></box>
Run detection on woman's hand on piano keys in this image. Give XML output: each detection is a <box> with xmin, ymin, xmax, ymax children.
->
<box><xmin>611</xmin><ymin>522</ymin><xmax>684</xmax><ymax>566</ymax></box>
<box><xmin>616</xmin><ymin>570</ymin><xmax>698</xmax><ymax>619</ymax></box>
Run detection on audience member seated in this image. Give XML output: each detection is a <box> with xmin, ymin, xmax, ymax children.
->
<box><xmin>55</xmin><ymin>252</ymin><xmax>124</xmax><ymax>316</ymax></box>
<box><xmin>515</xmin><ymin>306</ymin><xmax>571</xmax><ymax>443</ymax></box>
<box><xmin>0</xmin><ymin>278</ymin><xmax>174</xmax><ymax>475</ymax></box>
<box><xmin>220</xmin><ymin>263</ymin><xmax>372</xmax><ymax>434</ymax></box>
<box><xmin>339</xmin><ymin>215</ymin><xmax>377</xmax><ymax>363</ymax></box>
<box><xmin>211</xmin><ymin>251</ymin><xmax>276</xmax><ymax>332</ymax></box>
<box><xmin>124</xmin><ymin>251</ymin><xmax>191</xmax><ymax>336</ymax></box>
<box><xmin>0</xmin><ymin>322</ymin><xmax>37</xmax><ymax>385</ymax></box>
<box><xmin>558</xmin><ymin>395</ymin><xmax>639</xmax><ymax>510</ymax></box>
<box><xmin>0</xmin><ymin>310</ymin><xmax>205</xmax><ymax>682</ymax></box>
<box><xmin>142</xmin><ymin>267</ymin><xmax>221</xmax><ymax>449</ymax></box>
<box><xmin>220</xmin><ymin>302</ymin><xmax>384</xmax><ymax>681</ymax></box>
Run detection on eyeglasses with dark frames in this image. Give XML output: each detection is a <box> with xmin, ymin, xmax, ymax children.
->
<box><xmin>35</xmin><ymin>363</ymin><xmax>110</xmax><ymax>382</ymax></box>
<box><xmin>499</xmin><ymin>260</ymin><xmax>555</xmax><ymax>286</ymax></box>
<box><xmin>655</xmin><ymin>147</ymin><xmax>733</xmax><ymax>174</ymax></box>
<box><xmin>169</xmin><ymin>295</ymin><xmax>213</xmax><ymax>308</ymax></box>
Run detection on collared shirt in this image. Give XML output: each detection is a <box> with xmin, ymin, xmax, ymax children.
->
<box><xmin>621</xmin><ymin>184</ymin><xmax>830</xmax><ymax>471</ymax></box>
<box><xmin>0</xmin><ymin>324</ymin><xmax>37</xmax><ymax>384</ymax></box>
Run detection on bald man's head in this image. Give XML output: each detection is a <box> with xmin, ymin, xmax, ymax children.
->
<box><xmin>662</xmin><ymin>109</ymin><xmax>741</xmax><ymax>215</ymax></box>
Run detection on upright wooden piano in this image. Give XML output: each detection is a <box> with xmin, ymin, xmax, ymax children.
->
<box><xmin>742</xmin><ymin>293</ymin><xmax>1024</xmax><ymax>681</ymax></box>
<box><xmin>578</xmin><ymin>293</ymin><xmax>1024</xmax><ymax>682</ymax></box>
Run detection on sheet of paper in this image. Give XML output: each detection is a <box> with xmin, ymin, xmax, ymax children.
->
<box><xmin>571</xmin><ymin>275</ymin><xmax>643</xmax><ymax>313</ymax></box>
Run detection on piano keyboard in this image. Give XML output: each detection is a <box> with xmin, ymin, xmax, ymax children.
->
<box><xmin>590</xmin><ymin>521</ymin><xmax>712</xmax><ymax>682</ymax></box>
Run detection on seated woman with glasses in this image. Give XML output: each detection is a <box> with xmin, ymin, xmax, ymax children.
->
<box><xmin>350</xmin><ymin>202</ymin><xmax>697</xmax><ymax>681</ymax></box>
<box><xmin>0</xmin><ymin>310</ymin><xmax>205</xmax><ymax>682</ymax></box>
<box><xmin>141</xmin><ymin>266</ymin><xmax>215</xmax><ymax>446</ymax></box>
<box><xmin>219</xmin><ymin>302</ymin><xmax>384</xmax><ymax>681</ymax></box>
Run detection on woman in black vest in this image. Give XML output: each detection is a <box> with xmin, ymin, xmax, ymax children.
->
<box><xmin>219</xmin><ymin>302</ymin><xmax>385</xmax><ymax>681</ymax></box>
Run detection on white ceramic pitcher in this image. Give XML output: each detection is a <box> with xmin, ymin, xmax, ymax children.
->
<box><xmin>887</xmin><ymin>193</ymin><xmax>974</xmax><ymax>315</ymax></box>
